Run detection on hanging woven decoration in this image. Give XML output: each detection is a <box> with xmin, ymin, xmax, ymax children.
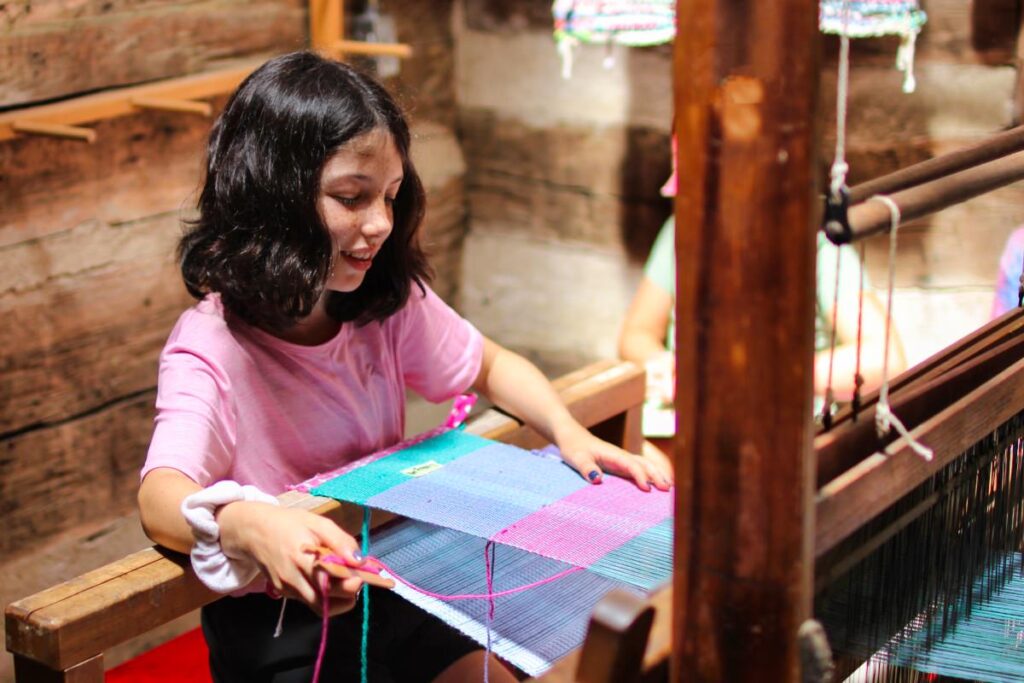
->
<box><xmin>552</xmin><ymin>0</ymin><xmax>676</xmax><ymax>78</ymax></box>
<box><xmin>819</xmin><ymin>0</ymin><xmax>928</xmax><ymax>92</ymax></box>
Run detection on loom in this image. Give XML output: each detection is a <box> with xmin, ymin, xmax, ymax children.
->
<box><xmin>10</xmin><ymin>2</ymin><xmax>1024</xmax><ymax>681</ymax></box>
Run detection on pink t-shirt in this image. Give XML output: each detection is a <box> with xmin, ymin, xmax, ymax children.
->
<box><xmin>142</xmin><ymin>285</ymin><xmax>484</xmax><ymax>494</ymax></box>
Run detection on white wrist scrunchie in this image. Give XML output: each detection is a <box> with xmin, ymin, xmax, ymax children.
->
<box><xmin>181</xmin><ymin>480</ymin><xmax>280</xmax><ymax>593</ymax></box>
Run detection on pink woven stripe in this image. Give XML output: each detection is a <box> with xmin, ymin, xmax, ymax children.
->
<box><xmin>492</xmin><ymin>476</ymin><xmax>672</xmax><ymax>567</ymax></box>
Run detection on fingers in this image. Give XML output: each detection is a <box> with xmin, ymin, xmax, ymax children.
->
<box><xmin>641</xmin><ymin>440</ymin><xmax>675</xmax><ymax>487</ymax></box>
<box><xmin>310</xmin><ymin>516</ymin><xmax>365</xmax><ymax>566</ymax></box>
<box><xmin>565</xmin><ymin>452</ymin><xmax>605</xmax><ymax>485</ymax></box>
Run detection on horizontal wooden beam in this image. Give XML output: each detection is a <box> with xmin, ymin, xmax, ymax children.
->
<box><xmin>840</xmin><ymin>150</ymin><xmax>1024</xmax><ymax>241</ymax></box>
<box><xmin>848</xmin><ymin>125</ymin><xmax>1024</xmax><ymax>204</ymax></box>
<box><xmin>815</xmin><ymin>355</ymin><xmax>1024</xmax><ymax>557</ymax></box>
<box><xmin>333</xmin><ymin>39</ymin><xmax>413</xmax><ymax>58</ymax></box>
<box><xmin>0</xmin><ymin>40</ymin><xmax>412</xmax><ymax>144</ymax></box>
<box><xmin>0</xmin><ymin>60</ymin><xmax>262</xmax><ymax>143</ymax></box>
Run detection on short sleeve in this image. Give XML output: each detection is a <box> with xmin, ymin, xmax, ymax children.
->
<box><xmin>644</xmin><ymin>218</ymin><xmax>676</xmax><ymax>297</ymax></box>
<box><xmin>992</xmin><ymin>227</ymin><xmax>1024</xmax><ymax>319</ymax></box>
<box><xmin>141</xmin><ymin>347</ymin><xmax>236</xmax><ymax>486</ymax></box>
<box><xmin>395</xmin><ymin>285</ymin><xmax>485</xmax><ymax>402</ymax></box>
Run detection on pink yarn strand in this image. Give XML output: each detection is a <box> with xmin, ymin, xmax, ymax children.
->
<box><xmin>311</xmin><ymin>572</ymin><xmax>331</xmax><ymax>683</ymax></box>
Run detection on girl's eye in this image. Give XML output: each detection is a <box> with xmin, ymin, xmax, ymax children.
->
<box><xmin>335</xmin><ymin>195</ymin><xmax>360</xmax><ymax>207</ymax></box>
<box><xmin>384</xmin><ymin>195</ymin><xmax>397</xmax><ymax>207</ymax></box>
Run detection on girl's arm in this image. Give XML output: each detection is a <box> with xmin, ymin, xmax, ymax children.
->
<box><xmin>138</xmin><ymin>467</ymin><xmax>364</xmax><ymax>612</ymax></box>
<box><xmin>618</xmin><ymin>276</ymin><xmax>674</xmax><ymax>365</ymax></box>
<box><xmin>472</xmin><ymin>337</ymin><xmax>674</xmax><ymax>490</ymax></box>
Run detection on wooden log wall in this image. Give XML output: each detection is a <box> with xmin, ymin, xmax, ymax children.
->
<box><xmin>455</xmin><ymin>0</ymin><xmax>674</xmax><ymax>377</ymax></box>
<box><xmin>455</xmin><ymin>0</ymin><xmax>1024</xmax><ymax>377</ymax></box>
<box><xmin>0</xmin><ymin>1</ymin><xmax>462</xmax><ymax>679</ymax></box>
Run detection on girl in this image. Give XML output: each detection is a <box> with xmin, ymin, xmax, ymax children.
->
<box><xmin>138</xmin><ymin>51</ymin><xmax>672</xmax><ymax>683</ymax></box>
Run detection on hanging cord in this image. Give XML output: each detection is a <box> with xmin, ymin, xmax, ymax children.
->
<box><xmin>272</xmin><ymin>596</ymin><xmax>288</xmax><ymax>638</ymax></box>
<box><xmin>821</xmin><ymin>247</ymin><xmax>844</xmax><ymax>428</ymax></box>
<box><xmin>852</xmin><ymin>241</ymin><xmax>867</xmax><ymax>420</ymax></box>
<box><xmin>483</xmin><ymin>541</ymin><xmax>497</xmax><ymax>683</ymax></box>
<box><xmin>869</xmin><ymin>194</ymin><xmax>933</xmax><ymax>461</ymax></box>
<box><xmin>829</xmin><ymin>0</ymin><xmax>852</xmax><ymax>200</ymax></box>
<box><xmin>360</xmin><ymin>507</ymin><xmax>372</xmax><ymax>683</ymax></box>
<box><xmin>896</xmin><ymin>28</ymin><xmax>919</xmax><ymax>94</ymax></box>
<box><xmin>309</xmin><ymin>544</ymin><xmax>585</xmax><ymax>680</ymax></box>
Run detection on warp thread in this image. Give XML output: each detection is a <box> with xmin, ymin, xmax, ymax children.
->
<box><xmin>308</xmin><ymin>543</ymin><xmax>585</xmax><ymax>682</ymax></box>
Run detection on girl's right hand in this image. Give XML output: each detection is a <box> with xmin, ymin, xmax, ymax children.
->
<box><xmin>216</xmin><ymin>502</ymin><xmax>365</xmax><ymax>615</ymax></box>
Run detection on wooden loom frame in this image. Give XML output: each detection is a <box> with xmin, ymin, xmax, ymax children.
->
<box><xmin>9</xmin><ymin>2</ymin><xmax>1024</xmax><ymax>682</ymax></box>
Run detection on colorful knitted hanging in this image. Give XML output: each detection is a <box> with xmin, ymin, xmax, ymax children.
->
<box><xmin>552</xmin><ymin>0</ymin><xmax>676</xmax><ymax>77</ymax></box>
<box><xmin>819</xmin><ymin>0</ymin><xmax>927</xmax><ymax>92</ymax></box>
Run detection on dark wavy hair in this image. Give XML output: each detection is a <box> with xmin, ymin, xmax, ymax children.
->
<box><xmin>180</xmin><ymin>51</ymin><xmax>430</xmax><ymax>332</ymax></box>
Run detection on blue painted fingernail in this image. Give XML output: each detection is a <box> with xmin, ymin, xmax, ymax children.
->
<box><xmin>588</xmin><ymin>470</ymin><xmax>600</xmax><ymax>481</ymax></box>
<box><xmin>352</xmin><ymin>551</ymin><xmax>363</xmax><ymax>562</ymax></box>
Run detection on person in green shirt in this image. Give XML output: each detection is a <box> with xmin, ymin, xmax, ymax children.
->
<box><xmin>618</xmin><ymin>148</ymin><xmax>907</xmax><ymax>434</ymax></box>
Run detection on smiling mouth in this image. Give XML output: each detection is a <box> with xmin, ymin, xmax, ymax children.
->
<box><xmin>340</xmin><ymin>250</ymin><xmax>375</xmax><ymax>272</ymax></box>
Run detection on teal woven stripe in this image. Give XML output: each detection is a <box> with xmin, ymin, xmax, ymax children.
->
<box><xmin>588</xmin><ymin>519</ymin><xmax>673</xmax><ymax>590</ymax></box>
<box><xmin>312</xmin><ymin>430</ymin><xmax>493</xmax><ymax>504</ymax></box>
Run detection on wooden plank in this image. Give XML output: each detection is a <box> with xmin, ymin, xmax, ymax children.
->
<box><xmin>0</xmin><ymin>60</ymin><xmax>262</xmax><ymax>143</ymax></box>
<box><xmin>816</xmin><ymin>329</ymin><xmax>1024</xmax><ymax>486</ymax></box>
<box><xmin>0</xmin><ymin>395</ymin><xmax>154</xmax><ymax>558</ymax></box>
<box><xmin>970</xmin><ymin>0</ymin><xmax>1022</xmax><ymax>64</ymax></box>
<box><xmin>672</xmin><ymin>1</ymin><xmax>819</xmax><ymax>681</ymax></box>
<box><xmin>575</xmin><ymin>589</ymin><xmax>655</xmax><ymax>683</ymax></box>
<box><xmin>815</xmin><ymin>355</ymin><xmax>1024</xmax><ymax>557</ymax></box>
<box><xmin>0</xmin><ymin>245</ymin><xmax>192</xmax><ymax>433</ymax></box>
<box><xmin>0</xmin><ymin>105</ymin><xmax>215</xmax><ymax>247</ymax></box>
<box><xmin>822</xmin><ymin>308</ymin><xmax>1024</xmax><ymax>432</ymax></box>
<box><xmin>1</xmin><ymin>1</ymin><xmax>304</xmax><ymax>106</ymax></box>
<box><xmin>5</xmin><ymin>360</ymin><xmax>644</xmax><ymax>671</ymax></box>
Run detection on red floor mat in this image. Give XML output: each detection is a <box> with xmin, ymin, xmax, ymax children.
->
<box><xmin>105</xmin><ymin>627</ymin><xmax>212</xmax><ymax>683</ymax></box>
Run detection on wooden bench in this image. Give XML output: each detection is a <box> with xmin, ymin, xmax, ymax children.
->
<box><xmin>5</xmin><ymin>359</ymin><xmax>645</xmax><ymax>683</ymax></box>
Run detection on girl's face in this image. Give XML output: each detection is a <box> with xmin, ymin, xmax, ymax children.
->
<box><xmin>317</xmin><ymin>127</ymin><xmax>404</xmax><ymax>293</ymax></box>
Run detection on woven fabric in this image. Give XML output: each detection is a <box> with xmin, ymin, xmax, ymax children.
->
<box><xmin>307</xmin><ymin>431</ymin><xmax>673</xmax><ymax>675</ymax></box>
<box><xmin>309</xmin><ymin>430</ymin><xmax>672</xmax><ymax>569</ymax></box>
<box><xmin>369</xmin><ymin>518</ymin><xmax>650</xmax><ymax>676</ymax></box>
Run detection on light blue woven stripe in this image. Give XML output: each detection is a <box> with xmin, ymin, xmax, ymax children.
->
<box><xmin>311</xmin><ymin>430</ymin><xmax>492</xmax><ymax>504</ymax></box>
<box><xmin>372</xmin><ymin>519</ymin><xmax>636</xmax><ymax>677</ymax></box>
<box><xmin>366</xmin><ymin>442</ymin><xmax>588</xmax><ymax>537</ymax></box>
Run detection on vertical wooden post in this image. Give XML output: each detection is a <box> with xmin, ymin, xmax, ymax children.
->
<box><xmin>309</xmin><ymin>0</ymin><xmax>343</xmax><ymax>57</ymax></box>
<box><xmin>672</xmin><ymin>1</ymin><xmax>819</xmax><ymax>681</ymax></box>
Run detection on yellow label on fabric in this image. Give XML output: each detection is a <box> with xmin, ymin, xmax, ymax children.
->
<box><xmin>401</xmin><ymin>460</ymin><xmax>443</xmax><ymax>477</ymax></box>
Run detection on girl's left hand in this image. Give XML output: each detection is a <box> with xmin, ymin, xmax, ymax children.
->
<box><xmin>556</xmin><ymin>426</ymin><xmax>674</xmax><ymax>491</ymax></box>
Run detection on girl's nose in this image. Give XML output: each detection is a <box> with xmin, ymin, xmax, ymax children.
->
<box><xmin>363</xmin><ymin>197</ymin><xmax>392</xmax><ymax>241</ymax></box>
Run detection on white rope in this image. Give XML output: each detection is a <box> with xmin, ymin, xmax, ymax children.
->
<box><xmin>869</xmin><ymin>194</ymin><xmax>934</xmax><ymax>461</ymax></box>
<box><xmin>896</xmin><ymin>29</ymin><xmax>918</xmax><ymax>94</ymax></box>
<box><xmin>830</xmin><ymin>1</ymin><xmax>852</xmax><ymax>198</ymax></box>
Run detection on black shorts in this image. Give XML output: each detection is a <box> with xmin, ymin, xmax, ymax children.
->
<box><xmin>201</xmin><ymin>588</ymin><xmax>481</xmax><ymax>683</ymax></box>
